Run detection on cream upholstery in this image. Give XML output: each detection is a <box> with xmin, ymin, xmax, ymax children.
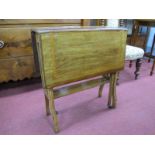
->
<box><xmin>105</xmin><ymin>19</ymin><xmax>144</xmax><ymax>80</ymax></box>
<box><xmin>106</xmin><ymin>20</ymin><xmax>144</xmax><ymax>60</ymax></box>
<box><xmin>96</xmin><ymin>19</ymin><xmax>146</xmax><ymax>81</ymax></box>
<box><xmin>125</xmin><ymin>45</ymin><xmax>144</xmax><ymax>60</ymax></box>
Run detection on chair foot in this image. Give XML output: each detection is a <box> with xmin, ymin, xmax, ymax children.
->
<box><xmin>134</xmin><ymin>58</ymin><xmax>142</xmax><ymax>80</ymax></box>
<box><xmin>150</xmin><ymin>59</ymin><xmax>155</xmax><ymax>76</ymax></box>
<box><xmin>148</xmin><ymin>59</ymin><xmax>151</xmax><ymax>63</ymax></box>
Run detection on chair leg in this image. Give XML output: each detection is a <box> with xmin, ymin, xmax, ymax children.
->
<box><xmin>134</xmin><ymin>58</ymin><xmax>142</xmax><ymax>80</ymax></box>
<box><xmin>150</xmin><ymin>59</ymin><xmax>155</xmax><ymax>76</ymax></box>
<box><xmin>108</xmin><ymin>73</ymin><xmax>117</xmax><ymax>109</ymax></box>
<box><xmin>149</xmin><ymin>34</ymin><xmax>155</xmax><ymax>63</ymax></box>
<box><xmin>129</xmin><ymin>60</ymin><xmax>133</xmax><ymax>68</ymax></box>
<box><xmin>46</xmin><ymin>89</ymin><xmax>59</xmax><ymax>133</ymax></box>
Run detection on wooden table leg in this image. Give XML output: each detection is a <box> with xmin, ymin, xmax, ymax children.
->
<box><xmin>149</xmin><ymin>34</ymin><xmax>155</xmax><ymax>63</ymax></box>
<box><xmin>150</xmin><ymin>59</ymin><xmax>155</xmax><ymax>76</ymax></box>
<box><xmin>98</xmin><ymin>75</ymin><xmax>109</xmax><ymax>97</ymax></box>
<box><xmin>47</xmin><ymin>89</ymin><xmax>59</xmax><ymax>133</ymax></box>
<box><xmin>98</xmin><ymin>84</ymin><xmax>104</xmax><ymax>98</ymax></box>
<box><xmin>45</xmin><ymin>95</ymin><xmax>50</xmax><ymax>116</ymax></box>
<box><xmin>108</xmin><ymin>73</ymin><xmax>117</xmax><ymax>108</ymax></box>
<box><xmin>116</xmin><ymin>72</ymin><xmax>120</xmax><ymax>85</ymax></box>
<box><xmin>134</xmin><ymin>58</ymin><xmax>142</xmax><ymax>80</ymax></box>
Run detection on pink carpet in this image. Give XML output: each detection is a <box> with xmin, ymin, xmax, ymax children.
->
<box><xmin>0</xmin><ymin>60</ymin><xmax>155</xmax><ymax>135</ymax></box>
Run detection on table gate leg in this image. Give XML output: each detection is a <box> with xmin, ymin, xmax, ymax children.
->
<box><xmin>98</xmin><ymin>75</ymin><xmax>108</xmax><ymax>97</ymax></box>
<box><xmin>45</xmin><ymin>94</ymin><xmax>50</xmax><ymax>116</ymax></box>
<box><xmin>108</xmin><ymin>73</ymin><xmax>117</xmax><ymax>108</ymax></box>
<box><xmin>47</xmin><ymin>89</ymin><xmax>59</xmax><ymax>133</ymax></box>
<box><xmin>98</xmin><ymin>84</ymin><xmax>104</xmax><ymax>98</ymax></box>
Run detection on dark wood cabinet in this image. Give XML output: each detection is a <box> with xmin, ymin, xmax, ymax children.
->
<box><xmin>0</xmin><ymin>19</ymin><xmax>90</xmax><ymax>83</ymax></box>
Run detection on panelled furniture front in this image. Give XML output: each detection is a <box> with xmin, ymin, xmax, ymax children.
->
<box><xmin>32</xmin><ymin>26</ymin><xmax>127</xmax><ymax>132</ymax></box>
<box><xmin>0</xmin><ymin>19</ymin><xmax>90</xmax><ymax>83</ymax></box>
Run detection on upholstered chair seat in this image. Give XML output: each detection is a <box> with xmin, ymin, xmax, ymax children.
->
<box><xmin>126</xmin><ymin>45</ymin><xmax>144</xmax><ymax>60</ymax></box>
<box><xmin>98</xmin><ymin>19</ymin><xmax>145</xmax><ymax>80</ymax></box>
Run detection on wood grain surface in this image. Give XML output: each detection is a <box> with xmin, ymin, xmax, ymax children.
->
<box><xmin>32</xmin><ymin>26</ymin><xmax>127</xmax><ymax>132</ymax></box>
<box><xmin>37</xmin><ymin>28</ymin><xmax>127</xmax><ymax>88</ymax></box>
<box><xmin>0</xmin><ymin>28</ymin><xmax>32</xmax><ymax>59</ymax></box>
<box><xmin>0</xmin><ymin>56</ymin><xmax>34</xmax><ymax>82</ymax></box>
<box><xmin>0</xmin><ymin>19</ymin><xmax>90</xmax><ymax>83</ymax></box>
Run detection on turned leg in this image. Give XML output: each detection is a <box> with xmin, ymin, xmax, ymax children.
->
<box><xmin>150</xmin><ymin>59</ymin><xmax>155</xmax><ymax>76</ymax></box>
<box><xmin>149</xmin><ymin>34</ymin><xmax>155</xmax><ymax>63</ymax></box>
<box><xmin>108</xmin><ymin>73</ymin><xmax>117</xmax><ymax>108</ymax></box>
<box><xmin>46</xmin><ymin>89</ymin><xmax>59</xmax><ymax>133</ymax></box>
<box><xmin>134</xmin><ymin>58</ymin><xmax>142</xmax><ymax>80</ymax></box>
<box><xmin>129</xmin><ymin>60</ymin><xmax>133</xmax><ymax>68</ymax></box>
<box><xmin>148</xmin><ymin>58</ymin><xmax>151</xmax><ymax>63</ymax></box>
<box><xmin>45</xmin><ymin>94</ymin><xmax>50</xmax><ymax>116</ymax></box>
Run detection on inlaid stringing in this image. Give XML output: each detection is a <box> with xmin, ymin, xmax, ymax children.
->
<box><xmin>32</xmin><ymin>26</ymin><xmax>127</xmax><ymax>132</ymax></box>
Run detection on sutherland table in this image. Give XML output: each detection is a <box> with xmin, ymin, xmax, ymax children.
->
<box><xmin>31</xmin><ymin>26</ymin><xmax>127</xmax><ymax>132</ymax></box>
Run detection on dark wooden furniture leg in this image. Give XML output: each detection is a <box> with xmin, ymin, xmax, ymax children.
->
<box><xmin>129</xmin><ymin>60</ymin><xmax>133</xmax><ymax>68</ymax></box>
<box><xmin>149</xmin><ymin>34</ymin><xmax>155</xmax><ymax>75</ymax></box>
<box><xmin>148</xmin><ymin>34</ymin><xmax>155</xmax><ymax>63</ymax></box>
<box><xmin>150</xmin><ymin>59</ymin><xmax>155</xmax><ymax>76</ymax></box>
<box><xmin>134</xmin><ymin>58</ymin><xmax>142</xmax><ymax>80</ymax></box>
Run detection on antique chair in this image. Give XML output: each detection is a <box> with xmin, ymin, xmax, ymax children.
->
<box><xmin>32</xmin><ymin>26</ymin><xmax>127</xmax><ymax>132</ymax></box>
<box><xmin>131</xmin><ymin>20</ymin><xmax>155</xmax><ymax>76</ymax></box>
<box><xmin>149</xmin><ymin>34</ymin><xmax>155</xmax><ymax>75</ymax></box>
<box><xmin>125</xmin><ymin>45</ymin><xmax>144</xmax><ymax>79</ymax></box>
<box><xmin>97</xmin><ymin>19</ymin><xmax>144</xmax><ymax>80</ymax></box>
